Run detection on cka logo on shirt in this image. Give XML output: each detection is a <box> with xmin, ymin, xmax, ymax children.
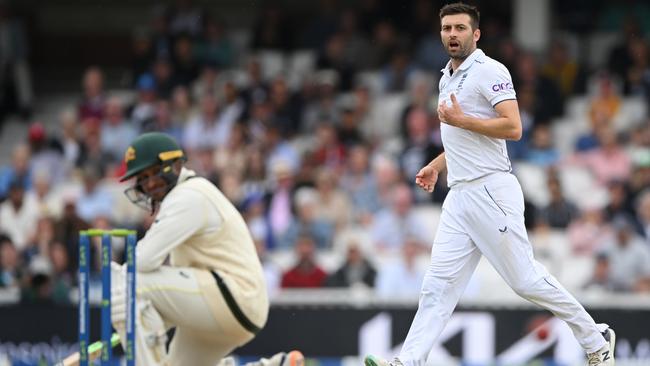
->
<box><xmin>491</xmin><ymin>82</ymin><xmax>513</xmax><ymax>92</ymax></box>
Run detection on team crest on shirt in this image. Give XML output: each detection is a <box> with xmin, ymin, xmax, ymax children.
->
<box><xmin>456</xmin><ymin>73</ymin><xmax>468</xmax><ymax>93</ymax></box>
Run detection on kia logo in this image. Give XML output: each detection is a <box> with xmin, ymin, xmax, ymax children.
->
<box><xmin>491</xmin><ymin>82</ymin><xmax>513</xmax><ymax>92</ymax></box>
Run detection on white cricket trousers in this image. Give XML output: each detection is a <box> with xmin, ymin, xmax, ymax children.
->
<box><xmin>399</xmin><ymin>172</ymin><xmax>605</xmax><ymax>366</ymax></box>
<box><xmin>113</xmin><ymin>266</ymin><xmax>255</xmax><ymax>366</ymax></box>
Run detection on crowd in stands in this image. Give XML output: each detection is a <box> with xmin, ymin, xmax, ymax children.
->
<box><xmin>0</xmin><ymin>0</ymin><xmax>650</xmax><ymax>305</ymax></box>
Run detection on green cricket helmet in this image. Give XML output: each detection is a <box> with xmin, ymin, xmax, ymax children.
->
<box><xmin>120</xmin><ymin>132</ymin><xmax>186</xmax><ymax>211</ymax></box>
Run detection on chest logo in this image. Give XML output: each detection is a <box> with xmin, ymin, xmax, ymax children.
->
<box><xmin>455</xmin><ymin>73</ymin><xmax>468</xmax><ymax>93</ymax></box>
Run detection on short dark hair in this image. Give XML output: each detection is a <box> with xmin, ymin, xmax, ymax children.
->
<box><xmin>439</xmin><ymin>2</ymin><xmax>480</xmax><ymax>30</ymax></box>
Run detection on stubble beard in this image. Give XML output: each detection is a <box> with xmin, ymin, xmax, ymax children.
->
<box><xmin>447</xmin><ymin>42</ymin><xmax>473</xmax><ymax>62</ymax></box>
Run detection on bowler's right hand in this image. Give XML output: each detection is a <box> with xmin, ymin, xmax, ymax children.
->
<box><xmin>415</xmin><ymin>165</ymin><xmax>438</xmax><ymax>193</ymax></box>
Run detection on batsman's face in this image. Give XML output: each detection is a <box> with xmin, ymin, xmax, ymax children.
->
<box><xmin>135</xmin><ymin>165</ymin><xmax>168</xmax><ymax>202</ymax></box>
<box><xmin>440</xmin><ymin>14</ymin><xmax>480</xmax><ymax>60</ymax></box>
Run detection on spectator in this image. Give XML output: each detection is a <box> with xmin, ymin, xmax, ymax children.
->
<box><xmin>0</xmin><ymin>144</ymin><xmax>31</xmax><ymax>200</ymax></box>
<box><xmin>398</xmin><ymin>108</ymin><xmax>445</xmax><ymax>203</ymax></box>
<box><xmin>507</xmin><ymin>83</ymin><xmax>537</xmax><ymax>160</ymax></box>
<box><xmin>144</xmin><ymin>100</ymin><xmax>184</xmax><ymax>143</ymax></box>
<box><xmin>48</xmin><ymin>241</ymin><xmax>73</xmax><ymax>304</ymax></box>
<box><xmin>268</xmin><ymin>76</ymin><xmax>304</xmax><ymax>138</ymax></box>
<box><xmin>130</xmin><ymin>28</ymin><xmax>153</xmax><ymax>85</ymax></box>
<box><xmin>525</xmin><ymin>124</ymin><xmax>560</xmax><ymax>167</ymax></box>
<box><xmin>76</xmin><ymin>117</ymin><xmax>115</xmax><ymax>176</ymax></box>
<box><xmin>637</xmin><ymin>190</ymin><xmax>650</xmax><ymax>242</ymax></box>
<box><xmin>262</xmin><ymin>126</ymin><xmax>301</xmax><ymax>177</ymax></box>
<box><xmin>538</xmin><ymin>174</ymin><xmax>579</xmax><ymax>229</ymax></box>
<box><xmin>195</xmin><ymin>18</ymin><xmax>233</xmax><ymax>68</ymax></box>
<box><xmin>27</xmin><ymin>170</ymin><xmax>63</xmax><ymax>219</ymax></box>
<box><xmin>148</xmin><ymin>4</ymin><xmax>173</xmax><ymax>60</ymax></box>
<box><xmin>340</xmin><ymin>144</ymin><xmax>379</xmax><ymax>225</ymax></box>
<box><xmin>588</xmin><ymin>74</ymin><xmax>620</xmax><ymax>131</ymax></box>
<box><xmin>56</xmin><ymin>109</ymin><xmax>83</xmax><ymax>169</ymax></box>
<box><xmin>23</xmin><ymin>216</ymin><xmax>56</xmax><ymax>267</ymax></box>
<box><xmin>399</xmin><ymin>78</ymin><xmax>436</xmax><ymax>141</ymax></box>
<box><xmin>301</xmin><ymin>72</ymin><xmax>339</xmax><ymax>135</ymax></box>
<box><xmin>278</xmin><ymin>187</ymin><xmax>334</xmax><ymax>249</ymax></box>
<box><xmin>265</xmin><ymin>160</ymin><xmax>297</xmax><ymax>248</ymax></box>
<box><xmin>27</xmin><ymin>122</ymin><xmax>66</xmax><ymax>187</ymax></box>
<box><xmin>241</xmin><ymin>146</ymin><xmax>268</xmax><ymax>198</ymax></box>
<box><xmin>583</xmin><ymin>253</ymin><xmax>614</xmax><ymax>292</ymax></box>
<box><xmin>569</xmin><ymin>126</ymin><xmax>632</xmax><ymax>186</ymax></box>
<box><xmin>313</xmin><ymin>167</ymin><xmax>351</xmax><ymax>229</ymax></box>
<box><xmin>337</xmin><ymin>9</ymin><xmax>373</xmax><ymax>70</ymax></box>
<box><xmin>280</xmin><ymin>234</ymin><xmax>328</xmax><ymax>288</ymax></box>
<box><xmin>307</xmin><ymin>123</ymin><xmax>346</xmax><ymax>171</ymax></box>
<box><xmin>514</xmin><ymin>52</ymin><xmax>564</xmax><ymax>121</ymax></box>
<box><xmin>366</xmin><ymin>20</ymin><xmax>401</xmax><ymax>69</ymax></box>
<box><xmin>101</xmin><ymin>97</ymin><xmax>138</xmax><ymax>160</ymax></box>
<box><xmin>240</xmin><ymin>59</ymin><xmax>269</xmax><ymax>119</ymax></box>
<box><xmin>606</xmin><ymin>19</ymin><xmax>645</xmax><ymax>94</ymax></box>
<box><xmin>170</xmin><ymin>85</ymin><xmax>196</xmax><ymax>125</ymax></box>
<box><xmin>337</xmin><ymin>107</ymin><xmax>365</xmax><ymax>148</ymax></box>
<box><xmin>0</xmin><ymin>2</ymin><xmax>33</xmax><ymax>121</ymax></box>
<box><xmin>151</xmin><ymin>57</ymin><xmax>178</xmax><ymax>99</ymax></box>
<box><xmin>172</xmin><ymin>35</ymin><xmax>199</xmax><ymax>86</ymax></box>
<box><xmin>254</xmin><ymin>239</ymin><xmax>281</xmax><ymax>299</ymax></box>
<box><xmin>620</xmin><ymin>37</ymin><xmax>650</xmax><ymax>97</ymax></box>
<box><xmin>191</xmin><ymin>63</ymin><xmax>222</xmax><ymax>102</ymax></box>
<box><xmin>567</xmin><ymin>204</ymin><xmax>613</xmax><ymax>256</ymax></box>
<box><xmin>0</xmin><ymin>178</ymin><xmax>39</xmax><ymax>251</ymax></box>
<box><xmin>130</xmin><ymin>74</ymin><xmax>158</xmax><ymax>128</ymax></box>
<box><xmin>0</xmin><ymin>236</ymin><xmax>22</xmax><ymax>288</ymax></box>
<box><xmin>575</xmin><ymin>104</ymin><xmax>611</xmax><ymax>152</ymax></box>
<box><xmin>54</xmin><ymin>196</ymin><xmax>90</xmax><ymax>273</ymax></box>
<box><xmin>326</xmin><ymin>241</ymin><xmax>376</xmax><ymax>288</ymax></box>
<box><xmin>213</xmin><ymin>123</ymin><xmax>248</xmax><ymax>178</ymax></box>
<box><xmin>75</xmin><ymin>165</ymin><xmax>113</xmax><ymax>225</ymax></box>
<box><xmin>182</xmin><ymin>93</ymin><xmax>221</xmax><ymax>153</ymax></box>
<box><xmin>540</xmin><ymin>39</ymin><xmax>587</xmax><ymax>97</ymax></box>
<box><xmin>370</xmin><ymin>154</ymin><xmax>402</xmax><ymax>215</ymax></box>
<box><xmin>78</xmin><ymin>67</ymin><xmax>105</xmax><ymax>121</ymax></box>
<box><xmin>601</xmin><ymin>218</ymin><xmax>650</xmax><ymax>292</ymax></box>
<box><xmin>375</xmin><ymin>239</ymin><xmax>425</xmax><ymax>298</ymax></box>
<box><xmin>316</xmin><ymin>34</ymin><xmax>356</xmax><ymax>92</ymax></box>
<box><xmin>370</xmin><ymin>183</ymin><xmax>430</xmax><ymax>251</ymax></box>
<box><xmin>381</xmin><ymin>47</ymin><xmax>416</xmax><ymax>93</ymax></box>
<box><xmin>414</xmin><ymin>18</ymin><xmax>449</xmax><ymax>72</ymax></box>
<box><xmin>604</xmin><ymin>180</ymin><xmax>636</xmax><ymax>226</ymax></box>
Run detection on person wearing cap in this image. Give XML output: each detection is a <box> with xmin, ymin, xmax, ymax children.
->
<box><xmin>112</xmin><ymin>132</ymin><xmax>303</xmax><ymax>366</ymax></box>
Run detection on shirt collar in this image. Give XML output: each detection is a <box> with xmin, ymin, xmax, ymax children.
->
<box><xmin>177</xmin><ymin>166</ymin><xmax>196</xmax><ymax>183</ymax></box>
<box><xmin>440</xmin><ymin>48</ymin><xmax>484</xmax><ymax>75</ymax></box>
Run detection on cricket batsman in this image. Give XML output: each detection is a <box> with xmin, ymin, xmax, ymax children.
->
<box><xmin>111</xmin><ymin>132</ymin><xmax>303</xmax><ymax>366</ymax></box>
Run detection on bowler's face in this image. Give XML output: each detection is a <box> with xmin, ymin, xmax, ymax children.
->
<box><xmin>440</xmin><ymin>14</ymin><xmax>479</xmax><ymax>60</ymax></box>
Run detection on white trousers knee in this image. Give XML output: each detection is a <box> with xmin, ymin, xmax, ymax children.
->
<box><xmin>399</xmin><ymin>173</ymin><xmax>605</xmax><ymax>366</ymax></box>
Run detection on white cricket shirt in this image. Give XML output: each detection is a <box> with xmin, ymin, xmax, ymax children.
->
<box><xmin>438</xmin><ymin>48</ymin><xmax>516</xmax><ymax>187</ymax></box>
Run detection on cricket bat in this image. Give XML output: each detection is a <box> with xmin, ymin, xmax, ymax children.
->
<box><xmin>57</xmin><ymin>332</ymin><xmax>121</xmax><ymax>366</ymax></box>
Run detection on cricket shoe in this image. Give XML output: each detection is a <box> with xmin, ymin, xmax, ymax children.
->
<box><xmin>587</xmin><ymin>327</ymin><xmax>616</xmax><ymax>366</ymax></box>
<box><xmin>246</xmin><ymin>350</ymin><xmax>304</xmax><ymax>366</ymax></box>
<box><xmin>364</xmin><ymin>355</ymin><xmax>404</xmax><ymax>366</ymax></box>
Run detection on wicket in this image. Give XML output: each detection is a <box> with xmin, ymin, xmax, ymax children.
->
<box><xmin>79</xmin><ymin>229</ymin><xmax>137</xmax><ymax>366</ymax></box>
